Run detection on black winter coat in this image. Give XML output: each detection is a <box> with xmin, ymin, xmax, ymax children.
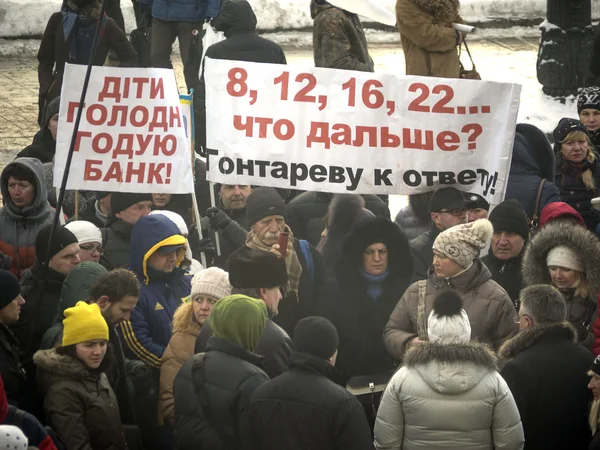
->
<box><xmin>194</xmin><ymin>0</ymin><xmax>286</xmax><ymax>153</ymax></box>
<box><xmin>554</xmin><ymin>152</ymin><xmax>600</xmax><ymax>231</ymax></box>
<box><xmin>0</xmin><ymin>324</ymin><xmax>26</xmax><ymax>408</ymax></box>
<box><xmin>173</xmin><ymin>337</ymin><xmax>269</xmax><ymax>450</ymax></box>
<box><xmin>248</xmin><ymin>352</ymin><xmax>374</xmax><ymax>450</ymax></box>
<box><xmin>76</xmin><ymin>196</ymin><xmax>107</xmax><ymax>228</ymax></box>
<box><xmin>286</xmin><ymin>192</ymin><xmax>390</xmax><ymax>246</ymax></box>
<box><xmin>500</xmin><ymin>322</ymin><xmax>593</xmax><ymax>450</ymax></box>
<box><xmin>16</xmin><ymin>130</ymin><xmax>55</xmax><ymax>164</ymax></box>
<box><xmin>505</xmin><ymin>124</ymin><xmax>561</xmax><ymax>219</ymax></box>
<box><xmin>410</xmin><ymin>225</ymin><xmax>440</xmax><ymax>282</ymax></box>
<box><xmin>590</xmin><ymin>23</ymin><xmax>600</xmax><ymax>85</ymax></box>
<box><xmin>100</xmin><ymin>218</ymin><xmax>133</xmax><ymax>271</ymax></box>
<box><xmin>481</xmin><ymin>250</ymin><xmax>524</xmax><ymax>307</ymax></box>
<box><xmin>394</xmin><ymin>205</ymin><xmax>430</xmax><ymax>241</ymax></box>
<box><xmin>195</xmin><ymin>317</ymin><xmax>293</xmax><ymax>379</ymax></box>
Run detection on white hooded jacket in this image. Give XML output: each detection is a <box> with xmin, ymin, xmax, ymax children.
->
<box><xmin>374</xmin><ymin>342</ymin><xmax>524</xmax><ymax>450</ymax></box>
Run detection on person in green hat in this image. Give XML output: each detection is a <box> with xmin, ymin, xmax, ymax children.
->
<box><xmin>173</xmin><ymin>294</ymin><xmax>268</xmax><ymax>449</ymax></box>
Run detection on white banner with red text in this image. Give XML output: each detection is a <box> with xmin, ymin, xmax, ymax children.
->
<box><xmin>204</xmin><ymin>58</ymin><xmax>522</xmax><ymax>203</ymax></box>
<box><xmin>54</xmin><ymin>64</ymin><xmax>194</xmax><ymax>194</ymax></box>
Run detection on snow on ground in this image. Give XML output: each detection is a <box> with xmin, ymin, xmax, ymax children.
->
<box><xmin>2</xmin><ymin>0</ymin><xmax>600</xmax><ymax>37</ymax></box>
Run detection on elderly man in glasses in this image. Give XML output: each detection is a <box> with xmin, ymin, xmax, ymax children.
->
<box><xmin>65</xmin><ymin>221</ymin><xmax>104</xmax><ymax>263</ymax></box>
<box><xmin>410</xmin><ymin>187</ymin><xmax>469</xmax><ymax>281</ymax></box>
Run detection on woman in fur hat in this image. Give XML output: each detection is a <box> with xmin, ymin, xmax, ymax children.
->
<box><xmin>375</xmin><ymin>290</ymin><xmax>524</xmax><ymax>450</ymax></box>
<box><xmin>33</xmin><ymin>302</ymin><xmax>126</xmax><ymax>450</ymax></box>
<box><xmin>37</xmin><ymin>0</ymin><xmax>137</xmax><ymax>123</ymax></box>
<box><xmin>159</xmin><ymin>267</ymin><xmax>231</xmax><ymax>427</ymax></box>
<box><xmin>384</xmin><ymin>219</ymin><xmax>518</xmax><ymax>362</ymax></box>
<box><xmin>553</xmin><ymin>118</ymin><xmax>600</xmax><ymax>231</ymax></box>
<box><xmin>522</xmin><ymin>221</ymin><xmax>600</xmax><ymax>350</ymax></box>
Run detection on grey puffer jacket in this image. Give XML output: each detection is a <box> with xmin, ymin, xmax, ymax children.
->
<box><xmin>383</xmin><ymin>259</ymin><xmax>518</xmax><ymax>361</ymax></box>
<box><xmin>522</xmin><ymin>221</ymin><xmax>600</xmax><ymax>350</ymax></box>
<box><xmin>374</xmin><ymin>342</ymin><xmax>524</xmax><ymax>450</ymax></box>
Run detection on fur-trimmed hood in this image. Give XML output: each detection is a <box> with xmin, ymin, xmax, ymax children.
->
<box><xmin>171</xmin><ymin>302</ymin><xmax>202</xmax><ymax>336</ymax></box>
<box><xmin>404</xmin><ymin>342</ymin><xmax>497</xmax><ymax>394</ymax></box>
<box><xmin>522</xmin><ymin>221</ymin><xmax>600</xmax><ymax>302</ymax></box>
<box><xmin>34</xmin><ymin>348</ymin><xmax>100</xmax><ymax>394</ymax></box>
<box><xmin>498</xmin><ymin>322</ymin><xmax>577</xmax><ymax>361</ymax></box>
<box><xmin>409</xmin><ymin>0</ymin><xmax>459</xmax><ymax>23</ymax></box>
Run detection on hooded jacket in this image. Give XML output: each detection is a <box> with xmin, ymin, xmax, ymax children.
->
<box><xmin>33</xmin><ymin>348</ymin><xmax>127</xmax><ymax>450</ymax></box>
<box><xmin>384</xmin><ymin>260</ymin><xmax>518</xmax><ymax>361</ymax></box>
<box><xmin>539</xmin><ymin>201</ymin><xmax>586</xmax><ymax>228</ymax></box>
<box><xmin>37</xmin><ymin>0</ymin><xmax>137</xmax><ymax>117</ymax></box>
<box><xmin>395</xmin><ymin>0</ymin><xmax>461</xmax><ymax>78</ymax></box>
<box><xmin>119</xmin><ymin>214</ymin><xmax>191</xmax><ymax>368</ymax></box>
<box><xmin>152</xmin><ymin>0</ymin><xmax>219</xmax><ymax>22</ymax></box>
<box><xmin>39</xmin><ymin>262</ymin><xmax>108</xmax><ymax>350</ymax></box>
<box><xmin>0</xmin><ymin>158</ymin><xmax>54</xmax><ymax>277</ymax></box>
<box><xmin>159</xmin><ymin>302</ymin><xmax>201</xmax><ymax>426</ymax></box>
<box><xmin>374</xmin><ymin>342</ymin><xmax>524</xmax><ymax>450</ymax></box>
<box><xmin>173</xmin><ymin>336</ymin><xmax>269</xmax><ymax>450</ymax></box>
<box><xmin>17</xmin><ymin>100</ymin><xmax>57</xmax><ymax>164</ymax></box>
<box><xmin>286</xmin><ymin>192</ymin><xmax>390</xmax><ymax>247</ymax></box>
<box><xmin>394</xmin><ymin>193</ymin><xmax>432</xmax><ymax>241</ymax></box>
<box><xmin>311</xmin><ymin>0</ymin><xmax>374</xmax><ymax>72</ymax></box>
<box><xmin>194</xmin><ymin>0</ymin><xmax>286</xmax><ymax>153</ymax></box>
<box><xmin>317</xmin><ymin>217</ymin><xmax>412</xmax><ymax>379</ymax></box>
<box><xmin>100</xmin><ymin>217</ymin><xmax>134</xmax><ymax>271</ymax></box>
<box><xmin>505</xmin><ymin>124</ymin><xmax>561</xmax><ymax>219</ymax></box>
<box><xmin>0</xmin><ymin>375</ymin><xmax>56</xmax><ymax>450</ymax></box>
<box><xmin>249</xmin><ymin>352</ymin><xmax>375</xmax><ymax>450</ymax></box>
<box><xmin>522</xmin><ymin>221</ymin><xmax>600</xmax><ymax>350</ymax></box>
<box><xmin>499</xmin><ymin>323</ymin><xmax>593</xmax><ymax>450</ymax></box>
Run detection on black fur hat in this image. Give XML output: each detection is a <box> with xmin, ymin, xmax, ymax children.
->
<box><xmin>227</xmin><ymin>246</ymin><xmax>288</xmax><ymax>289</ymax></box>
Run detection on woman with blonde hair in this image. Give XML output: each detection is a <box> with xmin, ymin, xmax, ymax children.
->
<box><xmin>553</xmin><ymin>117</ymin><xmax>600</xmax><ymax>231</ymax></box>
<box><xmin>158</xmin><ymin>267</ymin><xmax>231</xmax><ymax>427</ymax></box>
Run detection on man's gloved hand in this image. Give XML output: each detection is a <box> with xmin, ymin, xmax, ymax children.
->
<box><xmin>205</xmin><ymin>207</ymin><xmax>232</xmax><ymax>231</ymax></box>
<box><xmin>197</xmin><ymin>238</ymin><xmax>217</xmax><ymax>258</ymax></box>
<box><xmin>0</xmin><ymin>252</ymin><xmax>12</xmax><ymax>271</ymax></box>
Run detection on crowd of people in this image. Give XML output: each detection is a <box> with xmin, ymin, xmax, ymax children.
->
<box><xmin>3</xmin><ymin>0</ymin><xmax>600</xmax><ymax>448</ymax></box>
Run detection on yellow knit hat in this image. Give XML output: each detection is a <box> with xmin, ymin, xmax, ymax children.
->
<box><xmin>62</xmin><ymin>301</ymin><xmax>109</xmax><ymax>347</ymax></box>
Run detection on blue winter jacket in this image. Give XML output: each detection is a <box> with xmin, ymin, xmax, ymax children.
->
<box><xmin>152</xmin><ymin>0</ymin><xmax>220</xmax><ymax>23</ymax></box>
<box><xmin>119</xmin><ymin>215</ymin><xmax>191</xmax><ymax>368</ymax></box>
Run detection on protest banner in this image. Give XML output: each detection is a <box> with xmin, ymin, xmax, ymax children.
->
<box><xmin>54</xmin><ymin>64</ymin><xmax>194</xmax><ymax>194</ymax></box>
<box><xmin>204</xmin><ymin>59</ymin><xmax>522</xmax><ymax>203</ymax></box>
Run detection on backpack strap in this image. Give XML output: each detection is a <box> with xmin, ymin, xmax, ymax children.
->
<box><xmin>528</xmin><ymin>178</ymin><xmax>546</xmax><ymax>232</ymax></box>
<box><xmin>417</xmin><ymin>280</ymin><xmax>428</xmax><ymax>341</ymax></box>
<box><xmin>298</xmin><ymin>240</ymin><xmax>314</xmax><ymax>285</ymax></box>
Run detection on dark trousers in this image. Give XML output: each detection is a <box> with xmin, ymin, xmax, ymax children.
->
<box><xmin>151</xmin><ymin>18</ymin><xmax>202</xmax><ymax>92</ymax></box>
<box><xmin>106</xmin><ymin>0</ymin><xmax>126</xmax><ymax>33</ymax></box>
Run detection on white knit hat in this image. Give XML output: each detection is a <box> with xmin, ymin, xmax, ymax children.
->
<box><xmin>191</xmin><ymin>267</ymin><xmax>232</xmax><ymax>300</ymax></box>
<box><xmin>427</xmin><ymin>290</ymin><xmax>471</xmax><ymax>344</ymax></box>
<box><xmin>65</xmin><ymin>220</ymin><xmax>102</xmax><ymax>245</ymax></box>
<box><xmin>433</xmin><ymin>219</ymin><xmax>493</xmax><ymax>269</ymax></box>
<box><xmin>547</xmin><ymin>245</ymin><xmax>584</xmax><ymax>272</ymax></box>
<box><xmin>150</xmin><ymin>210</ymin><xmax>193</xmax><ymax>263</ymax></box>
<box><xmin>0</xmin><ymin>425</ymin><xmax>28</xmax><ymax>449</ymax></box>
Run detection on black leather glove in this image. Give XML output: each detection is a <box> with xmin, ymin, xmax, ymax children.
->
<box><xmin>197</xmin><ymin>237</ymin><xmax>217</xmax><ymax>258</ymax></box>
<box><xmin>0</xmin><ymin>252</ymin><xmax>12</xmax><ymax>271</ymax></box>
<box><xmin>205</xmin><ymin>207</ymin><xmax>232</xmax><ymax>231</ymax></box>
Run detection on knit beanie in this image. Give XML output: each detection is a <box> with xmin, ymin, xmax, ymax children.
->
<box><xmin>246</xmin><ymin>187</ymin><xmax>286</xmax><ymax>226</ymax></box>
<box><xmin>428</xmin><ymin>187</ymin><xmax>468</xmax><ymax>213</ymax></box>
<box><xmin>210</xmin><ymin>295</ymin><xmax>267</xmax><ymax>352</ymax></box>
<box><xmin>65</xmin><ymin>220</ymin><xmax>102</xmax><ymax>245</ymax></box>
<box><xmin>578</xmin><ymin>86</ymin><xmax>600</xmax><ymax>114</ymax></box>
<box><xmin>228</xmin><ymin>247</ymin><xmax>288</xmax><ymax>289</ymax></box>
<box><xmin>94</xmin><ymin>191</ymin><xmax>111</xmax><ymax>201</ymax></box>
<box><xmin>0</xmin><ymin>425</ymin><xmax>28</xmax><ymax>448</ymax></box>
<box><xmin>110</xmin><ymin>192</ymin><xmax>153</xmax><ymax>214</ymax></box>
<box><xmin>546</xmin><ymin>245</ymin><xmax>584</xmax><ymax>272</ymax></box>
<box><xmin>488</xmin><ymin>199</ymin><xmax>529</xmax><ymax>239</ymax></box>
<box><xmin>433</xmin><ymin>219</ymin><xmax>493</xmax><ymax>269</ymax></box>
<box><xmin>191</xmin><ymin>267</ymin><xmax>232</xmax><ymax>300</ymax></box>
<box><xmin>293</xmin><ymin>316</ymin><xmax>339</xmax><ymax>360</ymax></box>
<box><xmin>0</xmin><ymin>270</ymin><xmax>20</xmax><ymax>310</ymax></box>
<box><xmin>35</xmin><ymin>224</ymin><xmax>79</xmax><ymax>262</ymax></box>
<box><xmin>553</xmin><ymin>118</ymin><xmax>589</xmax><ymax>146</ymax></box>
<box><xmin>427</xmin><ymin>290</ymin><xmax>471</xmax><ymax>344</ymax></box>
<box><xmin>62</xmin><ymin>301</ymin><xmax>109</xmax><ymax>347</ymax></box>
<box><xmin>43</xmin><ymin>95</ymin><xmax>61</xmax><ymax>128</ymax></box>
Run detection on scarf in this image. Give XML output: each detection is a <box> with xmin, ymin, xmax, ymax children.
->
<box><xmin>94</xmin><ymin>200</ymin><xmax>108</xmax><ymax>226</ymax></box>
<box><xmin>61</xmin><ymin>2</ymin><xmax>100</xmax><ymax>64</ymax></box>
<box><xmin>246</xmin><ymin>225</ymin><xmax>302</xmax><ymax>301</ymax></box>
<box><xmin>557</xmin><ymin>152</ymin><xmax>595</xmax><ymax>180</ymax></box>
<box><xmin>360</xmin><ymin>268</ymin><xmax>389</xmax><ymax>301</ymax></box>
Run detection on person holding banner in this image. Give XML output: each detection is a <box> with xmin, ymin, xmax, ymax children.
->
<box><xmin>311</xmin><ymin>0</ymin><xmax>374</xmax><ymax>72</ymax></box>
<box><xmin>242</xmin><ymin>187</ymin><xmax>329</xmax><ymax>337</ymax></box>
<box><xmin>100</xmin><ymin>193</ymin><xmax>153</xmax><ymax>271</ymax></box>
<box><xmin>395</xmin><ymin>0</ymin><xmax>463</xmax><ymax>78</ymax></box>
<box><xmin>384</xmin><ymin>219</ymin><xmax>518</xmax><ymax>362</ymax></box>
<box><xmin>0</xmin><ymin>158</ymin><xmax>55</xmax><ymax>278</ymax></box>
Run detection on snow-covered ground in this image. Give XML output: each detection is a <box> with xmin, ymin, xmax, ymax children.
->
<box><xmin>1</xmin><ymin>0</ymin><xmax>600</xmax><ymax>38</ymax></box>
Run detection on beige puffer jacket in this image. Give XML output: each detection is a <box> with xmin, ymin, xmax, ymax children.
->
<box><xmin>384</xmin><ymin>259</ymin><xmax>518</xmax><ymax>361</ymax></box>
<box><xmin>374</xmin><ymin>342</ymin><xmax>524</xmax><ymax>450</ymax></box>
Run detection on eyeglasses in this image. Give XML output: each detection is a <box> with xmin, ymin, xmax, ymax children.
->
<box><xmin>80</xmin><ymin>244</ymin><xmax>104</xmax><ymax>255</ymax></box>
<box><xmin>438</xmin><ymin>208</ymin><xmax>467</xmax><ymax>216</ymax></box>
